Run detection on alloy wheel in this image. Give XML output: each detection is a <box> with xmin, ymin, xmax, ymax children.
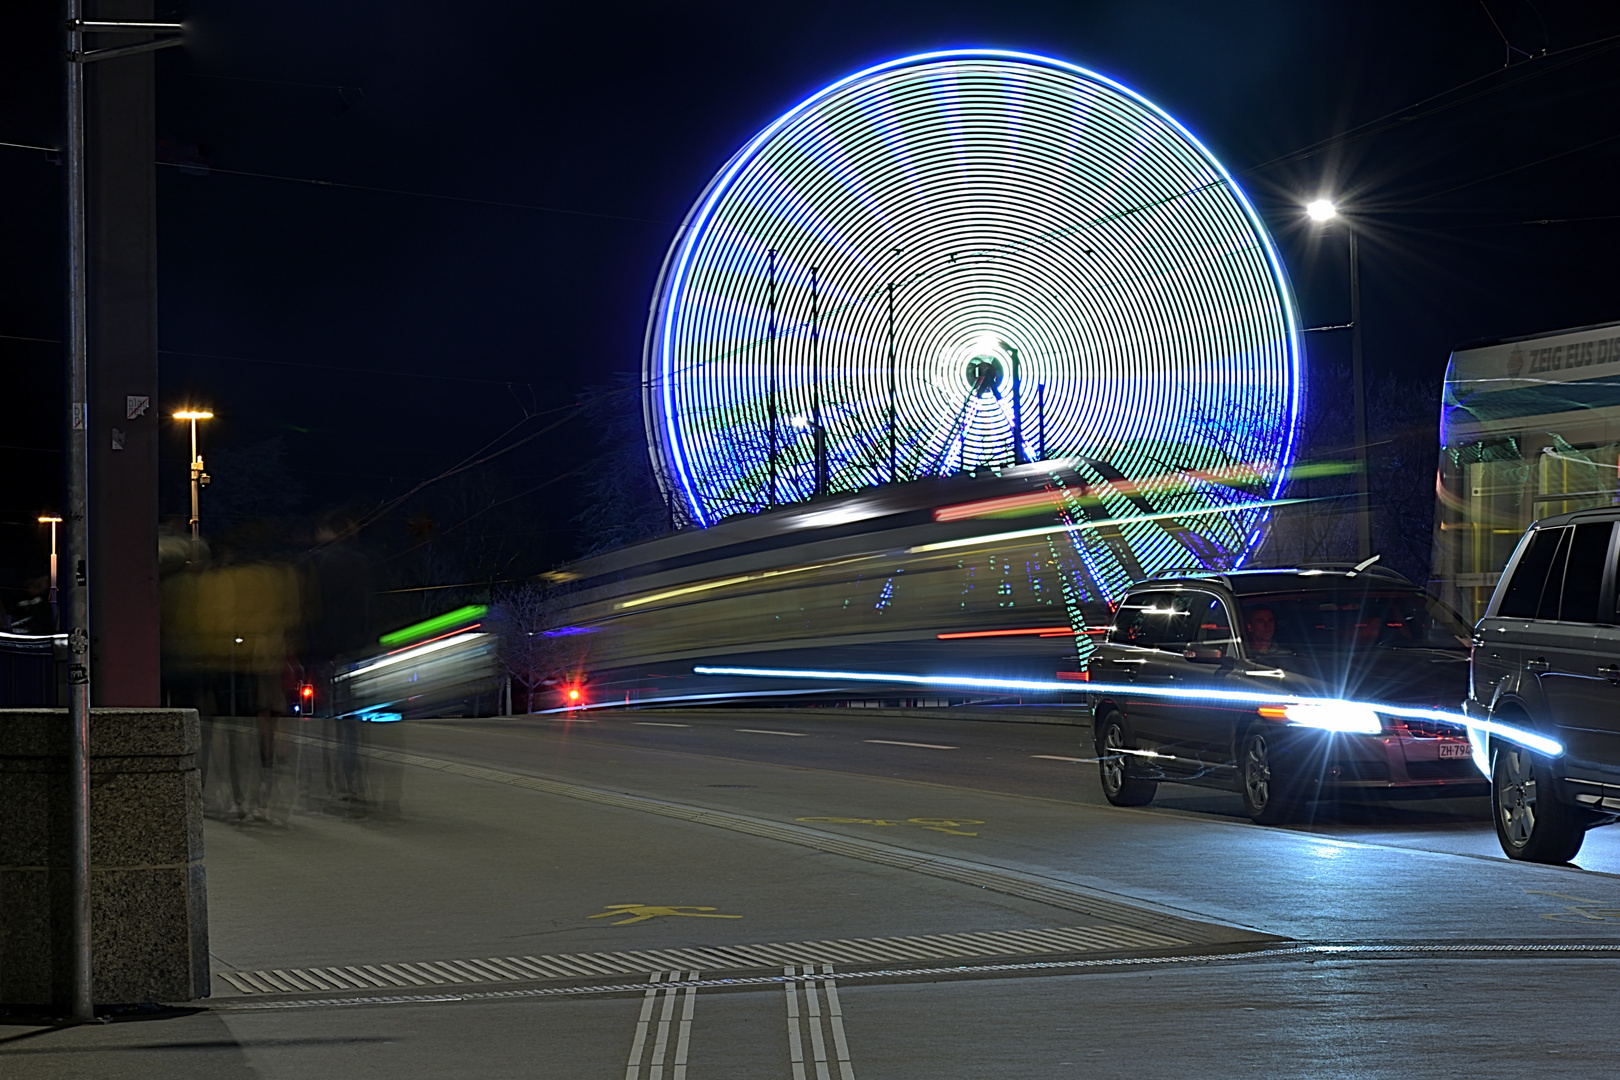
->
<box><xmin>1101</xmin><ymin>722</ymin><xmax>1127</xmax><ymax>795</ymax></box>
<box><xmin>1497</xmin><ymin>748</ymin><xmax>1537</xmax><ymax>848</ymax></box>
<box><xmin>1243</xmin><ymin>734</ymin><xmax>1272</xmax><ymax>811</ymax></box>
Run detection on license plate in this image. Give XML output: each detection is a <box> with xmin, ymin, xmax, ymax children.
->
<box><xmin>1438</xmin><ymin>742</ymin><xmax>1472</xmax><ymax>759</ymax></box>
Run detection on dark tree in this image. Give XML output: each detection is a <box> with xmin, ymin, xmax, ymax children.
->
<box><xmin>571</xmin><ymin>374</ymin><xmax>669</xmax><ymax>555</ymax></box>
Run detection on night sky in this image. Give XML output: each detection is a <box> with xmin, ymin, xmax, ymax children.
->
<box><xmin>3</xmin><ymin>0</ymin><xmax>1618</xmax><ymax>599</ymax></box>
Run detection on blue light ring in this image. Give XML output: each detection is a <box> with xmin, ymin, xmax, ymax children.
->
<box><xmin>651</xmin><ymin>49</ymin><xmax>1301</xmax><ymax>528</ymax></box>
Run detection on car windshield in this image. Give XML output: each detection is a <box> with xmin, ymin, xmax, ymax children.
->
<box><xmin>1238</xmin><ymin>587</ymin><xmax>1470</xmax><ymax>655</ymax></box>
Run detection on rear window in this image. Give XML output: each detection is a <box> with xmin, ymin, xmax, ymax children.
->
<box><xmin>1498</xmin><ymin>527</ymin><xmax>1566</xmax><ymax>619</ymax></box>
<box><xmin>1238</xmin><ymin>588</ymin><xmax>1470</xmax><ymax>655</ymax></box>
<box><xmin>1110</xmin><ymin>591</ymin><xmax>1194</xmax><ymax>650</ymax></box>
<box><xmin>1498</xmin><ymin>522</ymin><xmax>1615</xmax><ymax>622</ymax></box>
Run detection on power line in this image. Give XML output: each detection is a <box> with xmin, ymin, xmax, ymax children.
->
<box><xmin>160</xmin><ymin>346</ymin><xmax>543</xmax><ymax>387</ymax></box>
<box><xmin>1245</xmin><ymin>32</ymin><xmax>1620</xmax><ymax>174</ymax></box>
<box><xmin>156</xmin><ymin>160</ymin><xmax>673</xmax><ymax>228</ymax></box>
<box><xmin>1391</xmin><ymin>129</ymin><xmax>1620</xmax><ymax>208</ymax></box>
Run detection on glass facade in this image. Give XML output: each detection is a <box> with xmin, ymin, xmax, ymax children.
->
<box><xmin>1433</xmin><ymin>320</ymin><xmax>1620</xmax><ymax>622</ymax></box>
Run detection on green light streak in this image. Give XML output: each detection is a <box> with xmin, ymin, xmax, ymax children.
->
<box><xmin>379</xmin><ymin>604</ymin><xmax>488</xmax><ymax>648</ymax></box>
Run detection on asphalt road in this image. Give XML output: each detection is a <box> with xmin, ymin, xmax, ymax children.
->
<box><xmin>8</xmin><ymin>707</ymin><xmax>1620</xmax><ymax>1078</ymax></box>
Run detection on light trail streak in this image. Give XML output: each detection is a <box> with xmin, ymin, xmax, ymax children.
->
<box><xmin>335</xmin><ymin>632</ymin><xmax>485</xmax><ymax>681</ymax></box>
<box><xmin>908</xmin><ymin>497</ymin><xmax>1316</xmax><ymax>554</ymax></box>
<box><xmin>614</xmin><ymin>556</ymin><xmax>872</xmax><ymax>610</ymax></box>
<box><xmin>690</xmin><ymin>664</ymin><xmax>1563</xmax><ymax>758</ymax></box>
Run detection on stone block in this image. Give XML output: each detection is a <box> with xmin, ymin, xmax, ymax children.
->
<box><xmin>0</xmin><ymin>708</ymin><xmax>209</xmax><ymax>1006</ymax></box>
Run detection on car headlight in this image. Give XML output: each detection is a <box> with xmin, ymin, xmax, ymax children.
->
<box><xmin>1273</xmin><ymin>701</ymin><xmax>1383</xmax><ymax>734</ymax></box>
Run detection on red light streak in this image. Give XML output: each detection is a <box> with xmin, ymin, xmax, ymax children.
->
<box><xmin>937</xmin><ymin>626</ymin><xmax>1073</xmax><ymax>640</ymax></box>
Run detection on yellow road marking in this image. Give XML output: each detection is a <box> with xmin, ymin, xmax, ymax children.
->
<box><xmin>589</xmin><ymin>904</ymin><xmax>743</xmax><ymax>926</ymax></box>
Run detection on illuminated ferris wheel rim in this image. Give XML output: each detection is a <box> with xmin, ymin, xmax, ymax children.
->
<box><xmin>645</xmin><ymin>48</ymin><xmax>1303</xmax><ymax>532</ymax></box>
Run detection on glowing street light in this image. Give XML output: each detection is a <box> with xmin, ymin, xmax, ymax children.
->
<box><xmin>38</xmin><ymin>515</ymin><xmax>62</xmax><ymax>632</ymax></box>
<box><xmin>1305</xmin><ymin>196</ymin><xmax>1370</xmax><ymax>560</ymax></box>
<box><xmin>1305</xmin><ymin>198</ymin><xmax>1337</xmax><ymax>222</ymax></box>
<box><xmin>173</xmin><ymin>409</ymin><xmax>213</xmax><ymax>563</ymax></box>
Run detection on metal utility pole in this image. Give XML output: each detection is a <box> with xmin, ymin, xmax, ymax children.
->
<box><xmin>1306</xmin><ymin>198</ymin><xmax>1372</xmax><ymax>562</ymax></box>
<box><xmin>810</xmin><ymin>266</ymin><xmax>826</xmax><ymax>497</ymax></box>
<box><xmin>1037</xmin><ymin>384</ymin><xmax>1046</xmax><ymax>462</ymax></box>
<box><xmin>62</xmin><ymin>10</ymin><xmax>185</xmax><ymax>1020</ymax></box>
<box><xmin>64</xmin><ymin>0</ymin><xmax>94</xmax><ymax>1024</ymax></box>
<box><xmin>766</xmin><ymin>250</ymin><xmax>778</xmax><ymax>508</ymax></box>
<box><xmin>1348</xmin><ymin>226</ymin><xmax>1371</xmax><ymax>561</ymax></box>
<box><xmin>1010</xmin><ymin>345</ymin><xmax>1026</xmax><ymax>465</ymax></box>
<box><xmin>886</xmin><ymin>282</ymin><xmax>897</xmax><ymax>483</ymax></box>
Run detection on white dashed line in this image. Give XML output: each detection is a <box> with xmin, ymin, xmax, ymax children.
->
<box><xmin>625</xmin><ymin>970</ymin><xmax>699</xmax><ymax>1080</ymax></box>
<box><xmin>864</xmin><ymin>740</ymin><xmax>956</xmax><ymax>750</ymax></box>
<box><xmin>1031</xmin><ymin>754</ymin><xmax>1100</xmax><ymax>763</ymax></box>
<box><xmin>633</xmin><ymin>722</ymin><xmax>692</xmax><ymax>728</ymax></box>
<box><xmin>736</xmin><ymin>729</ymin><xmax>809</xmax><ymax>737</ymax></box>
<box><xmin>786</xmin><ymin>964</ymin><xmax>855</xmax><ymax>1080</ymax></box>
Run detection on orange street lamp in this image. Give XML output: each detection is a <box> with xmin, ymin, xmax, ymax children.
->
<box><xmin>173</xmin><ymin>410</ymin><xmax>213</xmax><ymax>562</ymax></box>
<box><xmin>38</xmin><ymin>515</ymin><xmax>62</xmax><ymax>632</ymax></box>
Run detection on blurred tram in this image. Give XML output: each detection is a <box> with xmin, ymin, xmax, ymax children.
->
<box><xmin>547</xmin><ymin>461</ymin><xmax>1269</xmax><ymax>710</ymax></box>
<box><xmin>332</xmin><ymin>607</ymin><xmax>504</xmax><ymax>721</ymax></box>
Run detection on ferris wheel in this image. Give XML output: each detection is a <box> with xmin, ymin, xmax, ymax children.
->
<box><xmin>644</xmin><ymin>49</ymin><xmax>1302</xmax><ymax>577</ymax></box>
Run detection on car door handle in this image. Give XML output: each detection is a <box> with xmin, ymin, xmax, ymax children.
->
<box><xmin>1525</xmin><ymin>657</ymin><xmax>1550</xmax><ymax>673</ymax></box>
<box><xmin>1599</xmin><ymin>664</ymin><xmax>1620</xmax><ymax>682</ymax></box>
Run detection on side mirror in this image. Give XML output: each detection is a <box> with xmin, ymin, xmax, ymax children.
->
<box><xmin>1183</xmin><ymin>645</ymin><xmax>1224</xmax><ymax>663</ymax></box>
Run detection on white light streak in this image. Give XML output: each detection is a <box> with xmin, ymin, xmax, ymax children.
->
<box><xmin>690</xmin><ymin>665</ymin><xmax>1564</xmax><ymax>757</ymax></box>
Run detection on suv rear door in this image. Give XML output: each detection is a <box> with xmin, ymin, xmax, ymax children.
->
<box><xmin>1101</xmin><ymin>589</ymin><xmax>1194</xmax><ymax>759</ymax></box>
<box><xmin>1481</xmin><ymin>521</ymin><xmax>1615</xmax><ymax>774</ymax></box>
<box><xmin>1558</xmin><ymin>521</ymin><xmax>1620</xmax><ymax>780</ymax></box>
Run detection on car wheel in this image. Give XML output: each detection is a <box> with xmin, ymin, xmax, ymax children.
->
<box><xmin>1240</xmin><ymin>726</ymin><xmax>1299</xmax><ymax>825</ymax></box>
<box><xmin>1493</xmin><ymin>743</ymin><xmax>1586</xmax><ymax>864</ymax></box>
<box><xmin>1096</xmin><ymin>710</ymin><xmax>1156</xmax><ymax>807</ymax></box>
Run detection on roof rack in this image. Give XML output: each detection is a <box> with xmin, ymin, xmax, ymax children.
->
<box><xmin>1287</xmin><ymin>560</ymin><xmax>1414</xmax><ymax>583</ymax></box>
<box><xmin>1148</xmin><ymin>566</ymin><xmax>1227</xmax><ymax>581</ymax></box>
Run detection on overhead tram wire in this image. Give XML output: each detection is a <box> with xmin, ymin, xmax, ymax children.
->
<box><xmin>328</xmin><ymin>406</ymin><xmax>583</xmax><ymax>548</ymax></box>
<box><xmin>158</xmin><ymin>347</ymin><xmax>553</xmax><ymax>388</ymax></box>
<box><xmin>154</xmin><ymin>160</ymin><xmax>674</xmax><ymax>228</ymax></box>
<box><xmin>1242</xmin><ymin>31</ymin><xmax>1620</xmax><ymax>174</ymax></box>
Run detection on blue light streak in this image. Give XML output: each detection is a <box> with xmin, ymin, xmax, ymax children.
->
<box><xmin>690</xmin><ymin>664</ymin><xmax>1563</xmax><ymax>758</ymax></box>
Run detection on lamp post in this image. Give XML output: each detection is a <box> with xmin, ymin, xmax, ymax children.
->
<box><xmin>1306</xmin><ymin>198</ymin><xmax>1371</xmax><ymax>561</ymax></box>
<box><xmin>173</xmin><ymin>410</ymin><xmax>213</xmax><ymax>564</ymax></box>
<box><xmin>231</xmin><ymin>636</ymin><xmax>242</xmax><ymax>717</ymax></box>
<box><xmin>37</xmin><ymin>516</ymin><xmax>62</xmax><ymax>632</ymax></box>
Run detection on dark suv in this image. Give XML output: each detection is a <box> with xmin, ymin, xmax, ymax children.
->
<box><xmin>1089</xmin><ymin>564</ymin><xmax>1482</xmax><ymax>824</ymax></box>
<box><xmin>1467</xmin><ymin>508</ymin><xmax>1620</xmax><ymax>863</ymax></box>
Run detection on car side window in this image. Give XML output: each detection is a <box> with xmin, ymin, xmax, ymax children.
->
<box><xmin>1110</xmin><ymin>591</ymin><xmax>1191</xmax><ymax>649</ymax></box>
<box><xmin>1535</xmin><ymin>528</ymin><xmax>1573</xmax><ymax>620</ymax></box>
<box><xmin>1498</xmin><ymin>526</ymin><xmax>1567</xmax><ymax>619</ymax></box>
<box><xmin>1192</xmin><ymin>593</ymin><xmax>1238</xmax><ymax>648</ymax></box>
<box><xmin>1559</xmin><ymin>522</ymin><xmax>1613</xmax><ymax>623</ymax></box>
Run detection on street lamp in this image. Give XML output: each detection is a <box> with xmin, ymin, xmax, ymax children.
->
<box><xmin>37</xmin><ymin>515</ymin><xmax>62</xmax><ymax>632</ymax></box>
<box><xmin>173</xmin><ymin>410</ymin><xmax>213</xmax><ymax>564</ymax></box>
<box><xmin>1305</xmin><ymin>197</ymin><xmax>1371</xmax><ymax>561</ymax></box>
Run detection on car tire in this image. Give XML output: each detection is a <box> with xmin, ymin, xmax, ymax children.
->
<box><xmin>1240</xmin><ymin>725</ymin><xmax>1301</xmax><ymax>825</ymax></box>
<box><xmin>1096</xmin><ymin>710</ymin><xmax>1156</xmax><ymax>807</ymax></box>
<box><xmin>1492</xmin><ymin>742</ymin><xmax>1586</xmax><ymax>864</ymax></box>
